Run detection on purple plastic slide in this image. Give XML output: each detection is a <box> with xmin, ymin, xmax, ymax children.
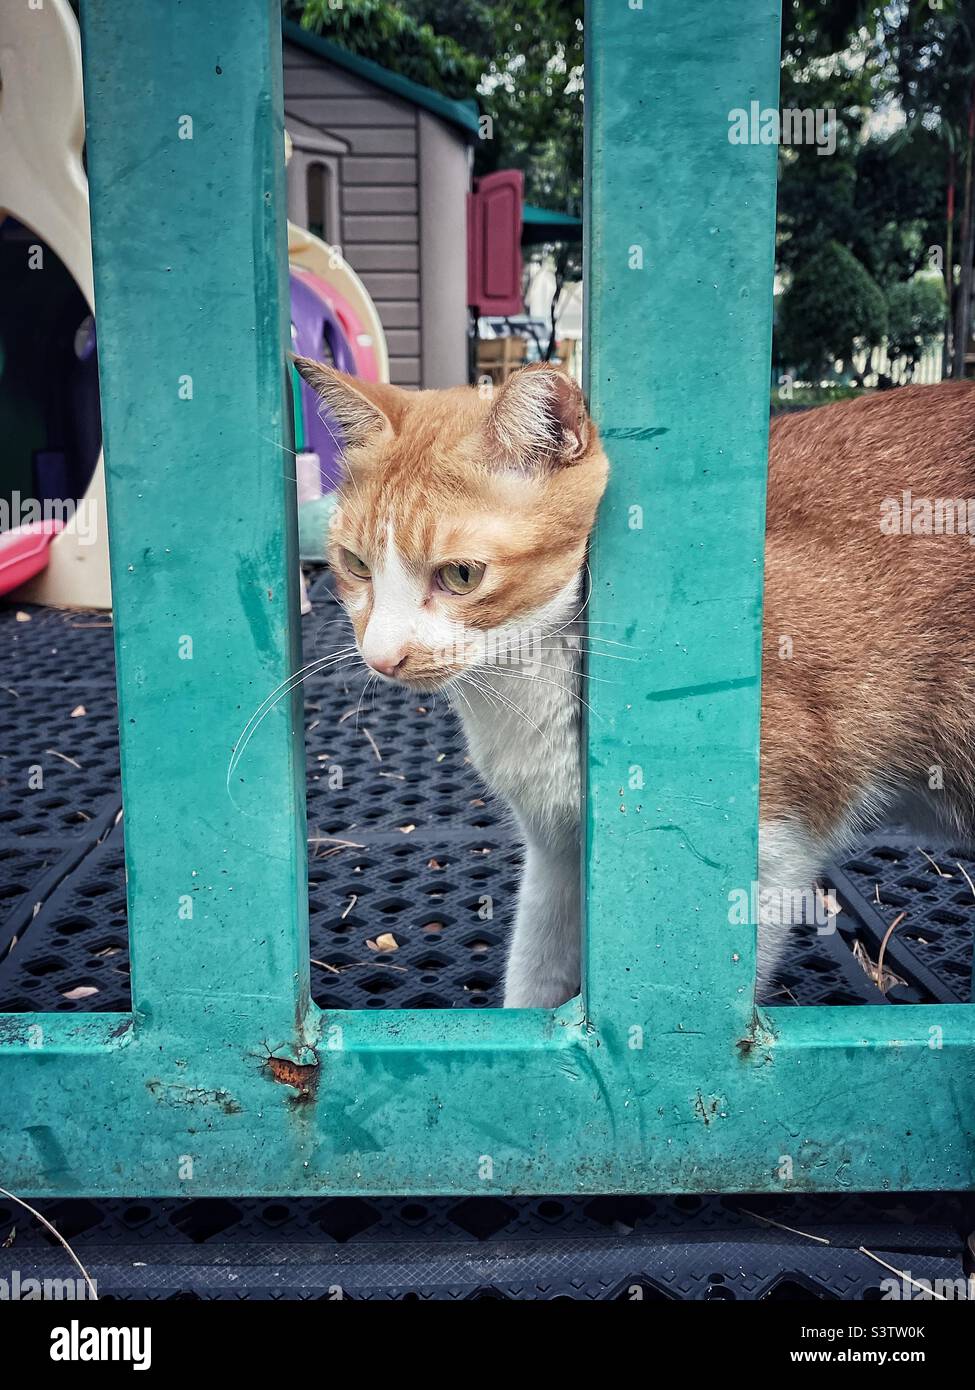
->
<box><xmin>290</xmin><ymin>270</ymin><xmax>356</xmax><ymax>493</ymax></box>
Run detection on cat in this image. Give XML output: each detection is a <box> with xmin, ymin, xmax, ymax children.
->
<box><xmin>296</xmin><ymin>357</ymin><xmax>975</xmax><ymax>1007</ymax></box>
<box><xmin>295</xmin><ymin>358</ymin><xmax>605</xmax><ymax>1007</ymax></box>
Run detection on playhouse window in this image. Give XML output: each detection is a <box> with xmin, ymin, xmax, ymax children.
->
<box><xmin>306</xmin><ymin>161</ymin><xmax>335</xmax><ymax>244</ymax></box>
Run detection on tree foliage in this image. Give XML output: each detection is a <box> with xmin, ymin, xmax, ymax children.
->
<box><xmin>290</xmin><ymin>0</ymin><xmax>975</xmax><ymax>378</ymax></box>
<box><xmin>886</xmin><ymin>274</ymin><xmax>947</xmax><ymax>372</ymax></box>
<box><xmin>292</xmin><ymin>0</ymin><xmax>583</xmax><ymax>212</ymax></box>
<box><xmin>777</xmin><ymin>241</ymin><xmax>888</xmax><ymax>375</ymax></box>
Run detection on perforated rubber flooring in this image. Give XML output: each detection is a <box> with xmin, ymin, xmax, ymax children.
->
<box><xmin>2</xmin><ymin>571</ymin><xmax>971</xmax><ymax>1013</ymax></box>
<box><xmin>0</xmin><ymin>572</ymin><xmax>972</xmax><ymax>1298</ymax></box>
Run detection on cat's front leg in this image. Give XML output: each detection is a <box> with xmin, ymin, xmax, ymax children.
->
<box><xmin>502</xmin><ymin>839</ymin><xmax>580</xmax><ymax>1008</ymax></box>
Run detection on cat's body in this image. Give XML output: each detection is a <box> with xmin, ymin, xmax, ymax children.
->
<box><xmin>757</xmin><ymin>382</ymin><xmax>975</xmax><ymax>989</ymax></box>
<box><xmin>294</xmin><ymin>356</ymin><xmax>975</xmax><ymax>1007</ymax></box>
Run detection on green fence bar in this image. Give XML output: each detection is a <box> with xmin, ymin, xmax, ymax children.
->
<box><xmin>0</xmin><ymin>0</ymin><xmax>971</xmax><ymax>1198</ymax></box>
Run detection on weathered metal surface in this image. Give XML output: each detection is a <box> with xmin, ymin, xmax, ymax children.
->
<box><xmin>0</xmin><ymin>0</ymin><xmax>972</xmax><ymax>1197</ymax></box>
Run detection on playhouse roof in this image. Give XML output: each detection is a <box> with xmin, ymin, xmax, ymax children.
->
<box><xmin>522</xmin><ymin>205</ymin><xmax>583</xmax><ymax>244</ymax></box>
<box><xmin>282</xmin><ymin>20</ymin><xmax>481</xmax><ymax>139</ymax></box>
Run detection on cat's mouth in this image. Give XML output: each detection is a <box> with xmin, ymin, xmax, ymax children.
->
<box><xmin>365</xmin><ymin>661</ymin><xmax>461</xmax><ymax>695</ymax></box>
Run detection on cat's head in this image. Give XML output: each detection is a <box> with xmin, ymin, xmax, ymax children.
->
<box><xmin>294</xmin><ymin>359</ymin><xmax>609</xmax><ymax>692</ymax></box>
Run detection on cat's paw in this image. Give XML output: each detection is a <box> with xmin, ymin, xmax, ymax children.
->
<box><xmin>502</xmin><ymin>977</ymin><xmax>579</xmax><ymax>1009</ymax></box>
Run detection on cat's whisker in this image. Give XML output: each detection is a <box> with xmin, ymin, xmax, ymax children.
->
<box><xmin>512</xmin><ymin>658</ymin><xmax>620</xmax><ymax>686</ymax></box>
<box><xmin>570</xmin><ymin>634</ymin><xmax>640</xmax><ymax>650</ymax></box>
<box><xmin>449</xmin><ymin>675</ymin><xmax>477</xmax><ymax>724</ymax></box>
<box><xmin>460</xmin><ymin>670</ymin><xmax>555</xmax><ymax>747</ymax></box>
<box><xmin>528</xmin><ymin>661</ymin><xmax>620</xmax><ymax>683</ymax></box>
<box><xmin>257</xmin><ymin>431</ymin><xmax>300</xmax><ymax>461</ymax></box>
<box><xmin>306</xmin><ymin>577</ymin><xmax>348</xmax><ymax>612</ymax></box>
<box><xmin>227</xmin><ymin>648</ymin><xmax>358</xmax><ymax>788</ymax></box>
<box><xmin>488</xmin><ymin>665</ymin><xmax>601</xmax><ymax>721</ymax></box>
<box><xmin>353</xmin><ymin>672</ymin><xmax>378</xmax><ymax>730</ymax></box>
<box><xmin>229</xmin><ymin>651</ymin><xmax>358</xmax><ymax>786</ymax></box>
<box><xmin>538</xmin><ymin>625</ymin><xmax>639</xmax><ymax>650</ymax></box>
<box><xmin>307</xmin><ymin>610</ymin><xmax>355</xmax><ymax>649</ymax></box>
<box><xmin>253</xmin><ymin>430</ymin><xmax>302</xmax><ymax>481</ymax></box>
<box><xmin>541</xmin><ymin>643</ymin><xmax>637</xmax><ymax>664</ymax></box>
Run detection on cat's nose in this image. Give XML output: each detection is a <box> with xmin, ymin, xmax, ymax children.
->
<box><xmin>366</xmin><ymin>652</ymin><xmax>407</xmax><ymax>678</ymax></box>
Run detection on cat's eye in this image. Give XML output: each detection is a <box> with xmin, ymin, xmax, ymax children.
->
<box><xmin>342</xmin><ymin>549</ymin><xmax>371</xmax><ymax>579</ymax></box>
<box><xmin>437</xmin><ymin>560</ymin><xmax>485</xmax><ymax>595</ymax></box>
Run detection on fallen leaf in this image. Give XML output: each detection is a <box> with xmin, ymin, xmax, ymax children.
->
<box><xmin>70</xmin><ymin>705</ymin><xmax>87</xmax><ymax>718</ymax></box>
<box><xmin>14</xmin><ymin>611</ymin><xmax>31</xmax><ymax>623</ymax></box>
<box><xmin>427</xmin><ymin>859</ymin><xmax>445</xmax><ymax>871</ymax></box>
<box><xmin>62</xmin><ymin>985</ymin><xmax>99</xmax><ymax>1000</ymax></box>
<box><xmin>373</xmin><ymin>933</ymin><xmax>398</xmax><ymax>952</ymax></box>
<box><xmin>45</xmin><ymin>749</ymin><xmax>81</xmax><ymax>769</ymax></box>
<box><xmin>398</xmin><ymin>823</ymin><xmax>416</xmax><ymax>834</ymax></box>
<box><xmin>422</xmin><ymin>921</ymin><xmax>445</xmax><ymax>935</ymax></box>
<box><xmin>851</xmin><ymin>939</ymin><xmax>906</xmax><ymax>994</ymax></box>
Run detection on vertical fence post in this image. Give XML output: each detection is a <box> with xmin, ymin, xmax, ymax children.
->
<box><xmin>81</xmin><ymin>0</ymin><xmax>309</xmax><ymax>1050</ymax></box>
<box><xmin>584</xmin><ymin>0</ymin><xmax>781</xmax><ymax>1040</ymax></box>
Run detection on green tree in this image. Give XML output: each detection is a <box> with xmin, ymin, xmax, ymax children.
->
<box><xmin>292</xmin><ymin>0</ymin><xmax>584</xmax><ymax>210</ymax></box>
<box><xmin>284</xmin><ymin>0</ymin><xmax>484</xmax><ymax>97</ymax></box>
<box><xmin>885</xmin><ymin>274</ymin><xmax>947</xmax><ymax>376</ymax></box>
<box><xmin>291</xmin><ymin>1</ymin><xmax>584</xmax><ymax>358</ymax></box>
<box><xmin>777</xmin><ymin>242</ymin><xmax>888</xmax><ymax>378</ymax></box>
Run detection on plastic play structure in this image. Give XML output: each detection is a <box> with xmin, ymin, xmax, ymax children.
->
<box><xmin>0</xmin><ymin>0</ymin><xmax>387</xmax><ymax>606</ymax></box>
<box><xmin>289</xmin><ymin>222</ymin><xmax>388</xmax><ymax>384</ymax></box>
<box><xmin>0</xmin><ymin>0</ymin><xmax>971</xmax><ymax>1202</ymax></box>
<box><xmin>0</xmin><ymin>0</ymin><xmax>108</xmax><ymax>606</ymax></box>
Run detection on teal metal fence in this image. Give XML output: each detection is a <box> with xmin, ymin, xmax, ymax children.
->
<box><xmin>0</xmin><ymin>0</ymin><xmax>972</xmax><ymax>1197</ymax></box>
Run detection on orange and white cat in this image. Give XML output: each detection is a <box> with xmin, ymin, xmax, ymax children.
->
<box><xmin>296</xmin><ymin>358</ymin><xmax>975</xmax><ymax>1006</ymax></box>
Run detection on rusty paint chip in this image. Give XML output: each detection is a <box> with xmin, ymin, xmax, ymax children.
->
<box><xmin>264</xmin><ymin>1054</ymin><xmax>320</xmax><ymax>1104</ymax></box>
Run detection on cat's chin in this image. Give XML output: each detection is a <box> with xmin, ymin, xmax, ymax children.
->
<box><xmin>370</xmin><ymin>670</ymin><xmax>454</xmax><ymax>695</ymax></box>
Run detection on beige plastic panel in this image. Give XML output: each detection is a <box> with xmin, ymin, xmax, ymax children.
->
<box><xmin>0</xmin><ymin>0</ymin><xmax>112</xmax><ymax>608</ymax></box>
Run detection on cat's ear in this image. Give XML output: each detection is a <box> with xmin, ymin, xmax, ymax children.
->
<box><xmin>486</xmin><ymin>364</ymin><xmax>590</xmax><ymax>469</ymax></box>
<box><xmin>292</xmin><ymin>357</ymin><xmax>400</xmax><ymax>445</ymax></box>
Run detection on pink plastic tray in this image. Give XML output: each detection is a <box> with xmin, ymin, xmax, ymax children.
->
<box><xmin>0</xmin><ymin>520</ymin><xmax>63</xmax><ymax>596</ymax></box>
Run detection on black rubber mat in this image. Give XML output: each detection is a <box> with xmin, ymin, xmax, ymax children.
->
<box><xmin>0</xmin><ymin>574</ymin><xmax>972</xmax><ymax>1298</ymax></box>
<box><xmin>1</xmin><ymin>1188</ymin><xmax>971</xmax><ymax>1300</ymax></box>
<box><xmin>1</xmin><ymin>572</ymin><xmax>971</xmax><ymax>1012</ymax></box>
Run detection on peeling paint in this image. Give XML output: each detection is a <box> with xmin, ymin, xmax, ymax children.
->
<box><xmin>146</xmin><ymin>1080</ymin><xmax>242</xmax><ymax>1114</ymax></box>
<box><xmin>737</xmin><ymin>1009</ymin><xmax>778</xmax><ymax>1065</ymax></box>
<box><xmin>694</xmin><ymin>1091</ymin><xmax>723</xmax><ymax>1125</ymax></box>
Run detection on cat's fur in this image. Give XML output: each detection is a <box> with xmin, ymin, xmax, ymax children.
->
<box><xmin>758</xmin><ymin>382</ymin><xmax>975</xmax><ymax>987</ymax></box>
<box><xmin>296</xmin><ymin>358</ymin><xmax>975</xmax><ymax>1006</ymax></box>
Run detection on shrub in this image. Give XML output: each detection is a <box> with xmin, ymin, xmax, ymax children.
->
<box><xmin>885</xmin><ymin>274</ymin><xmax>946</xmax><ymax>377</ymax></box>
<box><xmin>776</xmin><ymin>241</ymin><xmax>887</xmax><ymax>379</ymax></box>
